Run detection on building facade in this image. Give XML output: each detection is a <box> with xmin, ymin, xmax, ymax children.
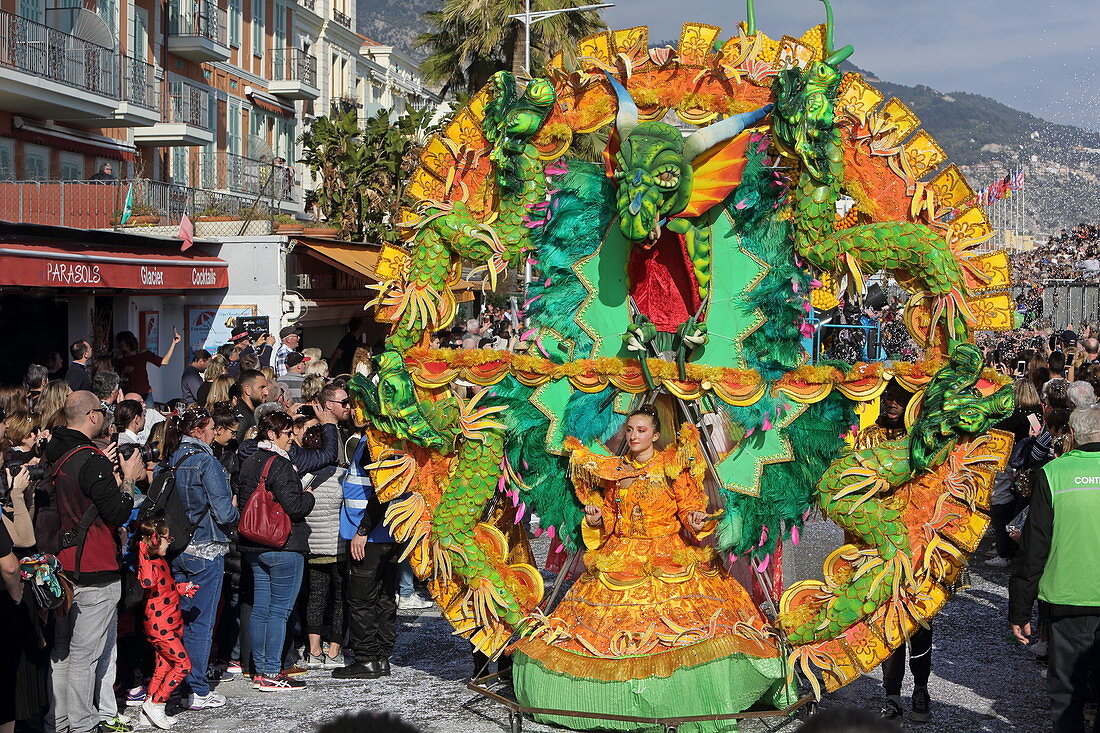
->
<box><xmin>0</xmin><ymin>0</ymin><xmax>441</xmax><ymax>396</ymax></box>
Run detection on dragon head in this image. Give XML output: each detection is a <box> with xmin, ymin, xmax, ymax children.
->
<box><xmin>771</xmin><ymin>0</ymin><xmax>854</xmax><ymax>183</ymax></box>
<box><xmin>909</xmin><ymin>343</ymin><xmax>1015</xmax><ymax>473</ymax></box>
<box><xmin>605</xmin><ymin>75</ymin><xmax>772</xmax><ymax>244</ymax></box>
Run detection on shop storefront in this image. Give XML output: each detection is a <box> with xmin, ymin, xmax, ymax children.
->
<box><xmin>0</xmin><ymin>222</ymin><xmax>229</xmax><ymax>389</ymax></box>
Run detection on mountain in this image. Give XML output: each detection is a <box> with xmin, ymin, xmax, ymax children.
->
<box><xmin>356</xmin><ymin>0</ymin><xmax>434</xmax><ymax>57</ymax></box>
<box><xmin>357</xmin><ymin>1</ymin><xmax>1100</xmax><ymax>234</ymax></box>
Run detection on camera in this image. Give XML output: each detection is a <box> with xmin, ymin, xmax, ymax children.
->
<box><xmin>5</xmin><ymin>461</ymin><xmax>46</xmax><ymax>482</ymax></box>
<box><xmin>117</xmin><ymin>442</ymin><xmax>161</xmax><ymax>464</ymax></box>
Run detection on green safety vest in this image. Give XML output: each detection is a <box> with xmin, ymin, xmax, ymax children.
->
<box><xmin>1037</xmin><ymin>449</ymin><xmax>1100</xmax><ymax>607</ymax></box>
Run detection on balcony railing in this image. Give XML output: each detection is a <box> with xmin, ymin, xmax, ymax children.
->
<box><xmin>298</xmin><ymin>0</ymin><xmax>316</xmax><ymax>10</ymax></box>
<box><xmin>162</xmin><ymin>80</ymin><xmax>212</xmax><ymax>128</ymax></box>
<box><xmin>121</xmin><ymin>56</ymin><xmax>158</xmax><ymax>111</ymax></box>
<box><xmin>0</xmin><ymin>9</ymin><xmax>120</xmax><ymax>98</ymax></box>
<box><xmin>332</xmin><ymin>9</ymin><xmax>352</xmax><ymax>28</ymax></box>
<box><xmin>168</xmin><ymin>0</ymin><xmax>228</xmax><ymax>45</ymax></box>
<box><xmin>0</xmin><ymin>179</ymin><xmax>272</xmax><ymax>232</ymax></box>
<box><xmin>272</xmin><ymin>48</ymin><xmax>317</xmax><ymax>88</ymax></box>
<box><xmin>195</xmin><ymin>151</ymin><xmax>294</xmax><ymax>201</ymax></box>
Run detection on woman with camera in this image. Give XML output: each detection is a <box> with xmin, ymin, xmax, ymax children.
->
<box><xmin>159</xmin><ymin>408</ymin><xmax>239</xmax><ymax>711</ymax></box>
<box><xmin>237</xmin><ymin>410</ymin><xmax>315</xmax><ymax>692</ymax></box>
<box><xmin>0</xmin><ymin>410</ymin><xmax>48</xmax><ymax>730</ymax></box>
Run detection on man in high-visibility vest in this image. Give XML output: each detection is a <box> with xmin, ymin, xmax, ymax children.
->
<box><xmin>1010</xmin><ymin>405</ymin><xmax>1100</xmax><ymax>733</ymax></box>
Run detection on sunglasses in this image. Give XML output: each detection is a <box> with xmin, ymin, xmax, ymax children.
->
<box><xmin>86</xmin><ymin>407</ymin><xmax>108</xmax><ymax>416</ymax></box>
<box><xmin>326</xmin><ymin>398</ymin><xmax>350</xmax><ymax>406</ymax></box>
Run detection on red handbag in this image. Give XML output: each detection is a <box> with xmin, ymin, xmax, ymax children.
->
<box><xmin>238</xmin><ymin>456</ymin><xmax>291</xmax><ymax>549</ymax></box>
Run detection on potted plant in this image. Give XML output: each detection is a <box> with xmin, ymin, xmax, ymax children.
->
<box><xmin>302</xmin><ymin>213</ymin><xmax>340</xmax><ymax>238</ymax></box>
<box><xmin>194</xmin><ymin>205</ymin><xmax>235</xmax><ymax>222</ymax></box>
<box><xmin>274</xmin><ymin>213</ymin><xmax>304</xmax><ymax>234</ymax></box>
<box><xmin>128</xmin><ymin>203</ymin><xmax>161</xmax><ymax>226</ymax></box>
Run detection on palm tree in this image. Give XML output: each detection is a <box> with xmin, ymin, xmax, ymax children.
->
<box><xmin>417</xmin><ymin>0</ymin><xmax>606</xmax><ymax>97</ymax></box>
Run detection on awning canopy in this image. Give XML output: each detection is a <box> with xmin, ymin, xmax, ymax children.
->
<box><xmin>0</xmin><ymin>240</ymin><xmax>228</xmax><ymax>290</ymax></box>
<box><xmin>293</xmin><ymin>238</ymin><xmax>484</xmax><ymax>300</ymax></box>
<box><xmin>294</xmin><ymin>238</ymin><xmax>381</xmax><ymax>279</ymax></box>
<box><xmin>246</xmin><ymin>86</ymin><xmax>296</xmax><ymax>118</ymax></box>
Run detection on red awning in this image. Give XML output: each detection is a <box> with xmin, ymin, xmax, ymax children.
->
<box><xmin>246</xmin><ymin>87</ymin><xmax>296</xmax><ymax>118</ymax></box>
<box><xmin>0</xmin><ymin>241</ymin><xmax>228</xmax><ymax>290</ymax></box>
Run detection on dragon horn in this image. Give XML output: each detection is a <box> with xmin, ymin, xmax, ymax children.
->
<box><xmin>819</xmin><ymin>0</ymin><xmax>854</xmax><ymax>65</ymax></box>
<box><xmin>605</xmin><ymin>73</ymin><xmax>638</xmax><ymax>138</ymax></box>
<box><xmin>682</xmin><ymin>103</ymin><xmax>773</xmax><ymax>163</ymax></box>
<box><xmin>745</xmin><ymin>0</ymin><xmax>756</xmax><ymax>35</ymax></box>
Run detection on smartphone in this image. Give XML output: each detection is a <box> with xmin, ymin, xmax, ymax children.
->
<box><xmin>1017</xmin><ymin>360</ymin><xmax>1027</xmax><ymax>373</ymax></box>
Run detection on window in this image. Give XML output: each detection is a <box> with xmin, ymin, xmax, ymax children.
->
<box><xmin>131</xmin><ymin>7</ymin><xmax>150</xmax><ymax>61</ymax></box>
<box><xmin>17</xmin><ymin>1</ymin><xmax>43</xmax><ymax>23</ymax></box>
<box><xmin>171</xmin><ymin>148</ymin><xmax>188</xmax><ymax>186</ymax></box>
<box><xmin>0</xmin><ymin>140</ymin><xmax>13</xmax><ymax>181</ymax></box>
<box><xmin>273</xmin><ymin>1</ymin><xmax>286</xmax><ymax>49</ymax></box>
<box><xmin>59</xmin><ymin>152</ymin><xmax>84</xmax><ymax>181</ymax></box>
<box><xmin>229</xmin><ymin>0</ymin><xmax>242</xmax><ymax>48</ymax></box>
<box><xmin>252</xmin><ymin>0</ymin><xmax>265</xmax><ymax>57</ymax></box>
<box><xmin>96</xmin><ymin>0</ymin><xmax>119</xmax><ymax>34</ymax></box>
<box><xmin>277</xmin><ymin>118</ymin><xmax>293</xmax><ymax>161</ymax></box>
<box><xmin>23</xmin><ymin>145</ymin><xmax>48</xmax><ymax>181</ymax></box>
<box><xmin>228</xmin><ymin>100</ymin><xmax>242</xmax><ymax>157</ymax></box>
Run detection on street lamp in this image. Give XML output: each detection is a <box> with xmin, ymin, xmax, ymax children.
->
<box><xmin>508</xmin><ymin>1</ymin><xmax>615</xmax><ymax>75</ymax></box>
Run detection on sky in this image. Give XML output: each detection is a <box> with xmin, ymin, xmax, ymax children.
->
<box><xmin>602</xmin><ymin>0</ymin><xmax>1100</xmax><ymax>131</ymax></box>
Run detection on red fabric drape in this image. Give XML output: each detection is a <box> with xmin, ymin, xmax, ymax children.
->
<box><xmin>627</xmin><ymin>229</ymin><xmax>702</xmax><ymax>333</ymax></box>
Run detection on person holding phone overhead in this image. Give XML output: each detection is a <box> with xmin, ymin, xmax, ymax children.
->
<box><xmin>116</xmin><ymin>328</ymin><xmax>182</xmax><ymax>403</ymax></box>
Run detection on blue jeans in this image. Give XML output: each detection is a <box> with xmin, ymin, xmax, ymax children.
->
<box><xmin>398</xmin><ymin>560</ymin><xmax>415</xmax><ymax>597</ymax></box>
<box><xmin>171</xmin><ymin>553</ymin><xmax>225</xmax><ymax>697</ymax></box>
<box><xmin>248</xmin><ymin>551</ymin><xmax>304</xmax><ymax>677</ymax></box>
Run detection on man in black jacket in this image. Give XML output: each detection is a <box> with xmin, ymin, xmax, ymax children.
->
<box><xmin>47</xmin><ymin>391</ymin><xmax>144</xmax><ymax>733</ymax></box>
<box><xmin>233</xmin><ymin>370</ymin><xmax>269</xmax><ymax>440</ymax></box>
<box><xmin>181</xmin><ymin>349</ymin><xmax>210</xmax><ymax>405</ymax></box>
<box><xmin>65</xmin><ymin>339</ymin><xmax>94</xmax><ymax>392</ymax></box>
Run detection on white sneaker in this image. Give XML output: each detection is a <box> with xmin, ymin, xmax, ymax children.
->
<box><xmin>184</xmin><ymin>691</ymin><xmax>226</xmax><ymax>710</ymax></box>
<box><xmin>984</xmin><ymin>556</ymin><xmax>1010</xmax><ymax>568</ymax></box>
<box><xmin>398</xmin><ymin>592</ymin><xmax>434</xmax><ymax>610</ymax></box>
<box><xmin>301</xmin><ymin>653</ymin><xmax>323</xmax><ymax>670</ymax></box>
<box><xmin>322</xmin><ymin>653</ymin><xmax>344</xmax><ymax>670</ymax></box>
<box><xmin>140</xmin><ymin>701</ymin><xmax>176</xmax><ymax>729</ymax></box>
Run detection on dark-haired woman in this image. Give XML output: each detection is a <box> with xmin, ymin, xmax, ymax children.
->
<box><xmin>237</xmin><ymin>411</ymin><xmax>315</xmax><ymax>692</ymax></box>
<box><xmin>158</xmin><ymin>407</ymin><xmax>239</xmax><ymax>710</ymax></box>
<box><xmin>116</xmin><ymin>329</ymin><xmax>181</xmax><ymax>402</ymax></box>
<box><xmin>512</xmin><ymin>406</ymin><xmax>787</xmax><ymax>725</ymax></box>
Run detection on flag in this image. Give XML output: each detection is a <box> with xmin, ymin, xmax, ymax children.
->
<box><xmin>119</xmin><ymin>184</ymin><xmax>134</xmax><ymax>226</ymax></box>
<box><xmin>178</xmin><ymin>213</ymin><xmax>194</xmax><ymax>252</ymax></box>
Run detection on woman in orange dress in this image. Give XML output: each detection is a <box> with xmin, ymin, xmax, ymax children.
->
<box><xmin>513</xmin><ymin>406</ymin><xmax>791</xmax><ymax>732</ymax></box>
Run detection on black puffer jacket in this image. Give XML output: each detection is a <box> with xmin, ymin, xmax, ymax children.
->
<box><xmin>236</xmin><ymin>448</ymin><xmax>315</xmax><ymax>554</ymax></box>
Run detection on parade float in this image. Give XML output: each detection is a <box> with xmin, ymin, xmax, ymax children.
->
<box><xmin>347</xmin><ymin>1</ymin><xmax>1018</xmax><ymax>729</ymax></box>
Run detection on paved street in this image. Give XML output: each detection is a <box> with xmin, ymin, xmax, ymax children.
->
<box><xmin>175</xmin><ymin>537</ymin><xmax>1050</xmax><ymax>733</ymax></box>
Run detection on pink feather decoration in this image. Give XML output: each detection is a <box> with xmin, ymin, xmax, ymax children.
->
<box><xmin>756</xmin><ymin>554</ymin><xmax>770</xmax><ymax>573</ymax></box>
<box><xmin>791</xmin><ymin>525</ymin><xmax>801</xmax><ymax>546</ymax></box>
<box><xmin>762</xmin><ymin>417</ymin><xmax>772</xmax><ymax>431</ymax></box>
<box><xmin>546</xmin><ymin>525</ymin><xmax>556</xmax><ymax>539</ymax></box>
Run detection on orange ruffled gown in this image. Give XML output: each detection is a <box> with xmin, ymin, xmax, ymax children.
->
<box><xmin>514</xmin><ymin>425</ymin><xmax>786</xmax><ymax>730</ymax></box>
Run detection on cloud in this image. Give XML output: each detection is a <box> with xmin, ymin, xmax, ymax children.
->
<box><xmin>603</xmin><ymin>0</ymin><xmax>1100</xmax><ymax>130</ymax></box>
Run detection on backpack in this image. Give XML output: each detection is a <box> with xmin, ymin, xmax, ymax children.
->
<box><xmin>238</xmin><ymin>456</ymin><xmax>289</xmax><ymax>548</ymax></box>
<box><xmin>34</xmin><ymin>445</ymin><xmax>100</xmax><ymax>556</ymax></box>
<box><xmin>138</xmin><ymin>450</ymin><xmax>209</xmax><ymax>556</ymax></box>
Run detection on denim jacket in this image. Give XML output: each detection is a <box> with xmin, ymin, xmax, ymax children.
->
<box><xmin>167</xmin><ymin>437</ymin><xmax>240</xmax><ymax>546</ymax></box>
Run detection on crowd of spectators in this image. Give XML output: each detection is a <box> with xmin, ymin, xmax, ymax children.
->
<box><xmin>0</xmin><ymin>315</ymin><xmax>455</xmax><ymax>732</ymax></box>
<box><xmin>1011</xmin><ymin>222</ymin><xmax>1100</xmax><ymax>285</ymax></box>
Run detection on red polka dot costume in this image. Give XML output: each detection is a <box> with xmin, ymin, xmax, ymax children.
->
<box><xmin>138</xmin><ymin>542</ymin><xmax>193</xmax><ymax>703</ymax></box>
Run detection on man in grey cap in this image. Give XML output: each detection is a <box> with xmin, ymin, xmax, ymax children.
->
<box><xmin>278</xmin><ymin>351</ymin><xmax>310</xmax><ymax>402</ymax></box>
<box><xmin>274</xmin><ymin>325</ymin><xmax>302</xmax><ymax>377</ymax></box>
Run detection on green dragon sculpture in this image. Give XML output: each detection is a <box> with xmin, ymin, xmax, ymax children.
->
<box><xmin>770</xmin><ymin>0</ymin><xmax>973</xmax><ymax>344</ymax></box>
<box><xmin>347</xmin><ymin>0</ymin><xmax>1015</xmax><ymax>706</ymax></box>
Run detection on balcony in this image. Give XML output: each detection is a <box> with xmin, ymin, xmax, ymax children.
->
<box><xmin>167</xmin><ymin>1</ymin><xmax>230</xmax><ymax>63</ymax></box>
<box><xmin>0</xmin><ymin>178</ymin><xmax>273</xmax><ymax>235</ymax></box>
<box><xmin>133</xmin><ymin>81</ymin><xmax>214</xmax><ymax>147</ymax></box>
<box><xmin>269</xmin><ymin>49</ymin><xmax>319</xmax><ymax>100</ymax></box>
<box><xmin>195</xmin><ymin>151</ymin><xmax>295</xmax><ymax>201</ymax></box>
<box><xmin>298</xmin><ymin>0</ymin><xmax>316</xmax><ymax>11</ymax></box>
<box><xmin>0</xmin><ymin>9</ymin><xmax>121</xmax><ymax>120</ymax></box>
<box><xmin>332</xmin><ymin>9</ymin><xmax>352</xmax><ymax>28</ymax></box>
